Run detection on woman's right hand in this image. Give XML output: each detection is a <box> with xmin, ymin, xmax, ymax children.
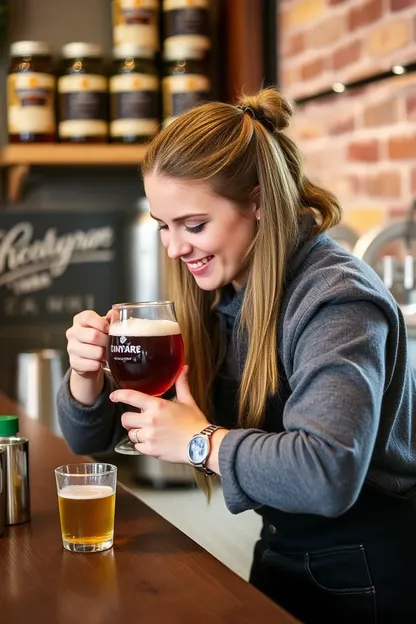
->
<box><xmin>66</xmin><ymin>310</ymin><xmax>111</xmax><ymax>406</ymax></box>
<box><xmin>66</xmin><ymin>310</ymin><xmax>110</xmax><ymax>379</ymax></box>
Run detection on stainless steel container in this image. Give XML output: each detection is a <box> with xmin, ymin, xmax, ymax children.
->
<box><xmin>16</xmin><ymin>349</ymin><xmax>64</xmax><ymax>437</ymax></box>
<box><xmin>0</xmin><ymin>436</ymin><xmax>30</xmax><ymax>525</ymax></box>
<box><xmin>0</xmin><ymin>449</ymin><xmax>5</xmax><ymax>535</ymax></box>
<box><xmin>122</xmin><ymin>196</ymin><xmax>166</xmax><ymax>303</ymax></box>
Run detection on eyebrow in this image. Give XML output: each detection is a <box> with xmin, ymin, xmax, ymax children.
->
<box><xmin>150</xmin><ymin>213</ymin><xmax>209</xmax><ymax>223</ymax></box>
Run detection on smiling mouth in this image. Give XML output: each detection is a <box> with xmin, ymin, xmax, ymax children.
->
<box><xmin>186</xmin><ymin>255</ymin><xmax>214</xmax><ymax>270</ymax></box>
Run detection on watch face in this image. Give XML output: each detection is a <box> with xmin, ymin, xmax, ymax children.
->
<box><xmin>188</xmin><ymin>435</ymin><xmax>209</xmax><ymax>465</ymax></box>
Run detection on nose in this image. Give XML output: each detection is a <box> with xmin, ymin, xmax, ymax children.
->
<box><xmin>166</xmin><ymin>232</ymin><xmax>193</xmax><ymax>260</ymax></box>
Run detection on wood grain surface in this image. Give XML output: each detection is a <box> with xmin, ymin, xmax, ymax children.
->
<box><xmin>0</xmin><ymin>392</ymin><xmax>299</xmax><ymax>624</ymax></box>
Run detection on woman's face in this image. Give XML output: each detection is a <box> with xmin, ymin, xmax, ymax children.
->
<box><xmin>144</xmin><ymin>174</ymin><xmax>259</xmax><ymax>292</ymax></box>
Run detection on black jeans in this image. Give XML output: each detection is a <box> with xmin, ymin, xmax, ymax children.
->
<box><xmin>249</xmin><ymin>488</ymin><xmax>416</xmax><ymax>624</ymax></box>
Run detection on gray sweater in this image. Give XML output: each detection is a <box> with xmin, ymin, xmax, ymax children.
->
<box><xmin>57</xmin><ymin>232</ymin><xmax>416</xmax><ymax>518</ymax></box>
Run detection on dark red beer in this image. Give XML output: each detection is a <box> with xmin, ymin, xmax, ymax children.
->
<box><xmin>108</xmin><ymin>318</ymin><xmax>184</xmax><ymax>396</ymax></box>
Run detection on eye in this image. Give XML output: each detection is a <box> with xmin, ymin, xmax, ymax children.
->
<box><xmin>185</xmin><ymin>223</ymin><xmax>206</xmax><ymax>234</ymax></box>
<box><xmin>157</xmin><ymin>223</ymin><xmax>168</xmax><ymax>231</ymax></box>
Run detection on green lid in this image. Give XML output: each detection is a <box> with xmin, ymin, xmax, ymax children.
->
<box><xmin>0</xmin><ymin>415</ymin><xmax>19</xmax><ymax>436</ymax></box>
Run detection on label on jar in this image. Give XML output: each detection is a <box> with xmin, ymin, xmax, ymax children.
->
<box><xmin>163</xmin><ymin>74</ymin><xmax>210</xmax><ymax>120</ymax></box>
<box><xmin>110</xmin><ymin>73</ymin><xmax>159</xmax><ymax>137</ymax></box>
<box><xmin>58</xmin><ymin>74</ymin><xmax>108</xmax><ymax>138</ymax></box>
<box><xmin>163</xmin><ymin>0</ymin><xmax>210</xmax><ymax>49</ymax></box>
<box><xmin>7</xmin><ymin>72</ymin><xmax>56</xmax><ymax>134</ymax></box>
<box><xmin>113</xmin><ymin>0</ymin><xmax>159</xmax><ymax>50</ymax></box>
<box><xmin>164</xmin><ymin>2</ymin><xmax>209</xmax><ymax>34</ymax></box>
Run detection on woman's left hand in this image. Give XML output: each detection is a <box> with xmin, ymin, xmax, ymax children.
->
<box><xmin>109</xmin><ymin>366</ymin><xmax>210</xmax><ymax>463</ymax></box>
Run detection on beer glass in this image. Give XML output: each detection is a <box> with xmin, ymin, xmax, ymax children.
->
<box><xmin>107</xmin><ymin>301</ymin><xmax>184</xmax><ymax>455</ymax></box>
<box><xmin>55</xmin><ymin>463</ymin><xmax>117</xmax><ymax>553</ymax></box>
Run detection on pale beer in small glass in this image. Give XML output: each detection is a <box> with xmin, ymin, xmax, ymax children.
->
<box><xmin>55</xmin><ymin>463</ymin><xmax>117</xmax><ymax>553</ymax></box>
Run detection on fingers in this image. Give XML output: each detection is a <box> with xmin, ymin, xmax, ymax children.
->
<box><xmin>128</xmin><ymin>429</ymin><xmax>143</xmax><ymax>445</ymax></box>
<box><xmin>121</xmin><ymin>410</ymin><xmax>149</xmax><ymax>429</ymax></box>
<box><xmin>125</xmin><ymin>422</ymin><xmax>154</xmax><ymax>450</ymax></box>
<box><xmin>66</xmin><ymin>309</ymin><xmax>110</xmax><ymax>375</ymax></box>
<box><xmin>67</xmin><ymin>325</ymin><xmax>109</xmax><ymax>348</ymax></box>
<box><xmin>175</xmin><ymin>365</ymin><xmax>195</xmax><ymax>404</ymax></box>
<box><xmin>69</xmin><ymin>356</ymin><xmax>103</xmax><ymax>374</ymax></box>
<box><xmin>67</xmin><ymin>342</ymin><xmax>107</xmax><ymax>361</ymax></box>
<box><xmin>73</xmin><ymin>310</ymin><xmax>109</xmax><ymax>333</ymax></box>
<box><xmin>110</xmin><ymin>389</ymin><xmax>159</xmax><ymax>411</ymax></box>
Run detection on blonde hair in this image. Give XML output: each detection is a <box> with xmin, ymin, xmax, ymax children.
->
<box><xmin>142</xmin><ymin>87</ymin><xmax>341</xmax><ymax>472</ymax></box>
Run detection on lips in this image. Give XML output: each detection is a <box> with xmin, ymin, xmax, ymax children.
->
<box><xmin>186</xmin><ymin>255</ymin><xmax>214</xmax><ymax>270</ymax></box>
<box><xmin>184</xmin><ymin>255</ymin><xmax>214</xmax><ymax>276</ymax></box>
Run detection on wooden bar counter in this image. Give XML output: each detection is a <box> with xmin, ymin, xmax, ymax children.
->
<box><xmin>0</xmin><ymin>392</ymin><xmax>298</xmax><ymax>624</ymax></box>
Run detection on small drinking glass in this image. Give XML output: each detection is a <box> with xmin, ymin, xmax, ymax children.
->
<box><xmin>55</xmin><ymin>463</ymin><xmax>117</xmax><ymax>553</ymax></box>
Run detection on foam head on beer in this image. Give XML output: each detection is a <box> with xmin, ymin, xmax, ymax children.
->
<box><xmin>59</xmin><ymin>485</ymin><xmax>114</xmax><ymax>500</ymax></box>
<box><xmin>109</xmin><ymin>317</ymin><xmax>181</xmax><ymax>337</ymax></box>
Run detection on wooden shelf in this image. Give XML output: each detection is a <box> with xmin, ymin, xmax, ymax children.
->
<box><xmin>0</xmin><ymin>144</ymin><xmax>149</xmax><ymax>203</ymax></box>
<box><xmin>0</xmin><ymin>144</ymin><xmax>148</xmax><ymax>167</ymax></box>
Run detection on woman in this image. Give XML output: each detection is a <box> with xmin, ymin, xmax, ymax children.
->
<box><xmin>58</xmin><ymin>88</ymin><xmax>416</xmax><ymax>624</ymax></box>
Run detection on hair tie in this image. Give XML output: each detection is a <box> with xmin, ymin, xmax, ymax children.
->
<box><xmin>237</xmin><ymin>105</ymin><xmax>256</xmax><ymax>119</ymax></box>
<box><xmin>236</xmin><ymin>105</ymin><xmax>275</xmax><ymax>134</ymax></box>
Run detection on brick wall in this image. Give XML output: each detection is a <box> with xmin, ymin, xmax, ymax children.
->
<box><xmin>279</xmin><ymin>0</ymin><xmax>416</xmax><ymax>236</ymax></box>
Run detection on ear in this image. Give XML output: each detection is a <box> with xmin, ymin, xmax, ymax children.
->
<box><xmin>250</xmin><ymin>185</ymin><xmax>261</xmax><ymax>222</ymax></box>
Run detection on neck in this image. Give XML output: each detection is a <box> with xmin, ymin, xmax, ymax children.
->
<box><xmin>231</xmin><ymin>268</ymin><xmax>250</xmax><ymax>292</ymax></box>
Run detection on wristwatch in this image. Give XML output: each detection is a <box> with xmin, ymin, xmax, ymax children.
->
<box><xmin>187</xmin><ymin>424</ymin><xmax>222</xmax><ymax>476</ymax></box>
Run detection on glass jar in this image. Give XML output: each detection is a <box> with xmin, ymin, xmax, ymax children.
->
<box><xmin>163</xmin><ymin>0</ymin><xmax>211</xmax><ymax>52</ymax></box>
<box><xmin>7</xmin><ymin>41</ymin><xmax>56</xmax><ymax>143</ymax></box>
<box><xmin>58</xmin><ymin>42</ymin><xmax>108</xmax><ymax>143</ymax></box>
<box><xmin>110</xmin><ymin>44</ymin><xmax>159</xmax><ymax>144</ymax></box>
<box><xmin>112</xmin><ymin>0</ymin><xmax>159</xmax><ymax>52</ymax></box>
<box><xmin>162</xmin><ymin>42</ymin><xmax>210</xmax><ymax>126</ymax></box>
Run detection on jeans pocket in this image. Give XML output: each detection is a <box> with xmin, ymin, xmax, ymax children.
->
<box><xmin>305</xmin><ymin>544</ymin><xmax>375</xmax><ymax>595</ymax></box>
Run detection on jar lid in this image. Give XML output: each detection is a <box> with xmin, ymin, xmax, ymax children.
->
<box><xmin>163</xmin><ymin>40</ymin><xmax>208</xmax><ymax>62</ymax></box>
<box><xmin>62</xmin><ymin>42</ymin><xmax>102</xmax><ymax>59</ymax></box>
<box><xmin>114</xmin><ymin>44</ymin><xmax>155</xmax><ymax>60</ymax></box>
<box><xmin>10</xmin><ymin>41</ymin><xmax>51</xmax><ymax>57</ymax></box>
<box><xmin>163</xmin><ymin>0</ymin><xmax>210</xmax><ymax>9</ymax></box>
<box><xmin>0</xmin><ymin>416</ymin><xmax>19</xmax><ymax>437</ymax></box>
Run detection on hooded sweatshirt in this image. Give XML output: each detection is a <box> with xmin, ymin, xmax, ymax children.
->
<box><xmin>57</xmin><ymin>230</ymin><xmax>416</xmax><ymax>517</ymax></box>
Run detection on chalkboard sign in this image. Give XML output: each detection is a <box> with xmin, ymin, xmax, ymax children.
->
<box><xmin>0</xmin><ymin>210</ymin><xmax>123</xmax><ymax>325</ymax></box>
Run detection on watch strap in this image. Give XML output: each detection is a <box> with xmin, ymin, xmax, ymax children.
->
<box><xmin>201</xmin><ymin>424</ymin><xmax>221</xmax><ymax>438</ymax></box>
<box><xmin>192</xmin><ymin>425</ymin><xmax>222</xmax><ymax>476</ymax></box>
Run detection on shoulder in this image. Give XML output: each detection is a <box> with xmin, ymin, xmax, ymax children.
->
<box><xmin>281</xmin><ymin>233</ymin><xmax>400</xmax><ymax>337</ymax></box>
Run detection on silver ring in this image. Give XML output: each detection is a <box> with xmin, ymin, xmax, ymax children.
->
<box><xmin>132</xmin><ymin>429</ymin><xmax>141</xmax><ymax>444</ymax></box>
